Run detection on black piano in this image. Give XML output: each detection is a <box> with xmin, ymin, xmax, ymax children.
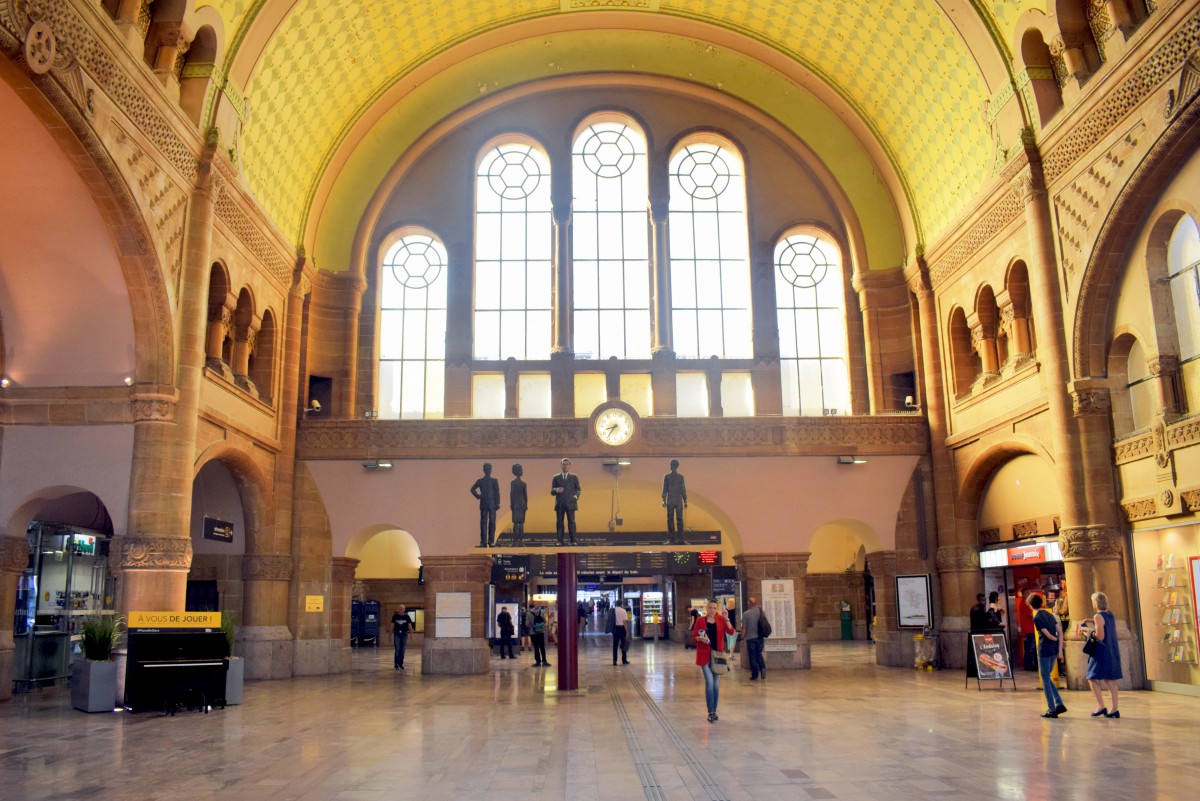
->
<box><xmin>125</xmin><ymin>629</ymin><xmax>228</xmax><ymax>714</ymax></box>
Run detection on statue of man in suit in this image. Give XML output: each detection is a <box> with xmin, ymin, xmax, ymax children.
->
<box><xmin>662</xmin><ymin>458</ymin><xmax>687</xmax><ymax>544</ymax></box>
<box><xmin>551</xmin><ymin>457</ymin><xmax>581</xmax><ymax>546</ymax></box>
<box><xmin>471</xmin><ymin>463</ymin><xmax>501</xmax><ymax>547</ymax></box>
<box><xmin>510</xmin><ymin>463</ymin><xmax>528</xmax><ymax>545</ymax></box>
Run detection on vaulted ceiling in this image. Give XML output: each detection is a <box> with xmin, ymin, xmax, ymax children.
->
<box><xmin>198</xmin><ymin>1</ymin><xmax>1044</xmax><ymax>272</ymax></box>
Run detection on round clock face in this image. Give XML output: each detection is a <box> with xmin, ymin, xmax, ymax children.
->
<box><xmin>595</xmin><ymin>408</ymin><xmax>635</xmax><ymax>446</ymax></box>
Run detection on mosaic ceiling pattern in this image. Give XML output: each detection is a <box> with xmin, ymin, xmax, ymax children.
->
<box><xmin>205</xmin><ymin>0</ymin><xmax>1003</xmax><ymax>250</ymax></box>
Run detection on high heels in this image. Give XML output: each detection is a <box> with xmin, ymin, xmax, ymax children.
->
<box><xmin>1091</xmin><ymin>707</ymin><xmax>1108</xmax><ymax>717</ymax></box>
<box><xmin>1106</xmin><ymin>710</ymin><xmax>1120</xmax><ymax>718</ymax></box>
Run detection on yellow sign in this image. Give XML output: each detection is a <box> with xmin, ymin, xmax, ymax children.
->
<box><xmin>305</xmin><ymin>595</ymin><xmax>324</xmax><ymax>612</ymax></box>
<box><xmin>129</xmin><ymin>611</ymin><xmax>221</xmax><ymax>629</ymax></box>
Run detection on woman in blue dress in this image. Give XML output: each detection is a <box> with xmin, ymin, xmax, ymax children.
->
<box><xmin>1085</xmin><ymin>591</ymin><xmax>1121</xmax><ymax>718</ymax></box>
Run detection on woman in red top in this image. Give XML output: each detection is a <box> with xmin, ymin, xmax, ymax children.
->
<box><xmin>692</xmin><ymin>599</ymin><xmax>736</xmax><ymax>721</ymax></box>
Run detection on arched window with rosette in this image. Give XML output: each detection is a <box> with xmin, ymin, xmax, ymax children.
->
<box><xmin>571</xmin><ymin>116</ymin><xmax>651</xmax><ymax>360</ymax></box>
<box><xmin>474</xmin><ymin>139</ymin><xmax>553</xmax><ymax>360</ymax></box>
<box><xmin>378</xmin><ymin>229</ymin><xmax>448</xmax><ymax>419</ymax></box>
<box><xmin>668</xmin><ymin>136</ymin><xmax>752</xmax><ymax>360</ymax></box>
<box><xmin>774</xmin><ymin>230</ymin><xmax>850</xmax><ymax>416</ymax></box>
<box><xmin>1168</xmin><ymin>215</ymin><xmax>1200</xmax><ymax>364</ymax></box>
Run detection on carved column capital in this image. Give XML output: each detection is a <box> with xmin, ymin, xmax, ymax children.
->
<box><xmin>331</xmin><ymin>556</ymin><xmax>360</xmax><ymax>585</ymax></box>
<box><xmin>1071</xmin><ymin>388</ymin><xmax>1111</xmax><ymax>416</ymax></box>
<box><xmin>243</xmin><ymin>554</ymin><xmax>294</xmax><ymax>581</ymax></box>
<box><xmin>130</xmin><ymin>388</ymin><xmax>179</xmax><ymax>422</ymax></box>
<box><xmin>1058</xmin><ymin>525</ymin><xmax>1123</xmax><ymax>561</ymax></box>
<box><xmin>866</xmin><ymin>549</ymin><xmax>898</xmax><ymax>577</ymax></box>
<box><xmin>935</xmin><ymin>545</ymin><xmax>980</xmax><ymax>572</ymax></box>
<box><xmin>1009</xmin><ymin>165</ymin><xmax>1038</xmax><ymax>204</ymax></box>
<box><xmin>112</xmin><ymin>536</ymin><xmax>193</xmax><ymax>571</ymax></box>
<box><xmin>0</xmin><ymin>536</ymin><xmax>30</xmax><ymax>574</ymax></box>
<box><xmin>1146</xmin><ymin>354</ymin><xmax>1180</xmax><ymax>377</ymax></box>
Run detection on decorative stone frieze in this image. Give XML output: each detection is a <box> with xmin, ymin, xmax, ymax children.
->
<box><xmin>112</xmin><ymin>536</ymin><xmax>192</xmax><ymax>570</ymax></box>
<box><xmin>0</xmin><ymin>536</ymin><xmax>30</xmax><ymax>574</ymax></box>
<box><xmin>979</xmin><ymin>527</ymin><xmax>1001</xmax><ymax>545</ymax></box>
<box><xmin>935</xmin><ymin>545</ymin><xmax>980</xmax><ymax>572</ymax></box>
<box><xmin>130</xmin><ymin>389</ymin><xmax>177</xmax><ymax>422</ymax></box>
<box><xmin>1181</xmin><ymin>488</ymin><xmax>1200</xmax><ymax>512</ymax></box>
<box><xmin>1012</xmin><ymin>518</ymin><xmax>1040</xmax><ymax>538</ymax></box>
<box><xmin>1121</xmin><ymin>498</ymin><xmax>1158</xmax><ymax>521</ymax></box>
<box><xmin>1058</xmin><ymin>525</ymin><xmax>1123</xmax><ymax>560</ymax></box>
<box><xmin>242</xmin><ymin>554</ymin><xmax>294</xmax><ymax>582</ymax></box>
<box><xmin>1165</xmin><ymin>48</ymin><xmax>1200</xmax><ymax>120</ymax></box>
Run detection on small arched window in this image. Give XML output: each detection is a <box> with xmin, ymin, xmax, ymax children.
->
<box><xmin>774</xmin><ymin>232</ymin><xmax>849</xmax><ymax>415</ymax></box>
<box><xmin>474</xmin><ymin>140</ymin><xmax>552</xmax><ymax>360</ymax></box>
<box><xmin>572</xmin><ymin>117</ymin><xmax>650</xmax><ymax>359</ymax></box>
<box><xmin>379</xmin><ymin>231</ymin><xmax>448</xmax><ymax>419</ymax></box>
<box><xmin>669</xmin><ymin>137</ymin><xmax>752</xmax><ymax>359</ymax></box>
<box><xmin>1168</xmin><ymin>215</ymin><xmax>1200</xmax><ymax>361</ymax></box>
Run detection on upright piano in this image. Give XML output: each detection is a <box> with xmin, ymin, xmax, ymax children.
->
<box><xmin>125</xmin><ymin>629</ymin><xmax>228</xmax><ymax>713</ymax></box>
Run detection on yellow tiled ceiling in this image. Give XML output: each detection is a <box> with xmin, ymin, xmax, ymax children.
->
<box><xmin>224</xmin><ymin>1</ymin><xmax>995</xmax><ymax>248</ymax></box>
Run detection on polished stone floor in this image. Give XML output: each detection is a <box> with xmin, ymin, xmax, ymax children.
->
<box><xmin>2</xmin><ymin>633</ymin><xmax>1199</xmax><ymax>801</ymax></box>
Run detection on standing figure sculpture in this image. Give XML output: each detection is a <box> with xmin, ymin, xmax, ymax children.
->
<box><xmin>662</xmin><ymin>459</ymin><xmax>688</xmax><ymax>544</ymax></box>
<box><xmin>510</xmin><ymin>463</ymin><xmax>528</xmax><ymax>545</ymax></box>
<box><xmin>551</xmin><ymin>458</ymin><xmax>582</xmax><ymax>546</ymax></box>
<box><xmin>471</xmin><ymin>463</ymin><xmax>501</xmax><ymax>547</ymax></box>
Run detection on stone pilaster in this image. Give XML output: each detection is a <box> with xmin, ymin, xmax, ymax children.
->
<box><xmin>421</xmin><ymin>554</ymin><xmax>494</xmax><ymax>674</ymax></box>
<box><xmin>240</xmin><ymin>553</ymin><xmax>294</xmax><ymax>680</ymax></box>
<box><xmin>734</xmin><ymin>552</ymin><xmax>811</xmax><ymax>670</ymax></box>
<box><xmin>934</xmin><ymin>545</ymin><xmax>981</xmax><ymax>669</ymax></box>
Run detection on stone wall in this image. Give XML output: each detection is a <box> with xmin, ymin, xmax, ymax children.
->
<box><xmin>806</xmin><ymin>572</ymin><xmax>868</xmax><ymax>641</ymax></box>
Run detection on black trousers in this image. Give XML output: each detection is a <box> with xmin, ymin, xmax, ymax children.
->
<box><xmin>480</xmin><ymin>509</ymin><xmax>497</xmax><ymax>546</ymax></box>
<box><xmin>612</xmin><ymin>625</ymin><xmax>628</xmax><ymax>663</ymax></box>
<box><xmin>555</xmin><ymin>507</ymin><xmax>576</xmax><ymax>542</ymax></box>
<box><xmin>532</xmin><ymin>633</ymin><xmax>547</xmax><ymax>664</ymax></box>
<box><xmin>666</xmin><ymin>505</ymin><xmax>684</xmax><ymax>541</ymax></box>
<box><xmin>499</xmin><ymin>634</ymin><xmax>514</xmax><ymax>658</ymax></box>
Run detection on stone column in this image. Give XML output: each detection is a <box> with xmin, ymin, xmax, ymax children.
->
<box><xmin>556</xmin><ymin>552</ymin><xmax>579</xmax><ymax>690</ymax></box>
<box><xmin>734</xmin><ymin>552</ymin><xmax>811</xmax><ymax>669</ymax></box>
<box><xmin>1147</xmin><ymin>355</ymin><xmax>1182</xmax><ymax>418</ymax></box>
<box><xmin>750</xmin><ymin>240</ymin><xmax>783</xmax><ymax>415</ymax></box>
<box><xmin>1059</xmin><ymin>525</ymin><xmax>1142</xmax><ymax>691</ymax></box>
<box><xmin>864</xmin><ymin>550</ymin><xmax>902</xmax><ymax>667</ymax></box>
<box><xmin>0</xmin><ymin>535</ymin><xmax>30</xmax><ymax>701</ymax></box>
<box><xmin>329</xmin><ymin>557</ymin><xmax>359</xmax><ymax>674</ymax></box>
<box><xmin>550</xmin><ymin>197</ymin><xmax>574</xmax><ymax>417</ymax></box>
<box><xmin>232</xmin><ymin>317</ymin><xmax>260</xmax><ymax>395</ymax></box>
<box><xmin>649</xmin><ymin>190</ymin><xmax>672</xmax><ymax>355</ymax></box>
<box><xmin>240</xmin><ymin>554</ymin><xmax>294</xmax><ymax>680</ymax></box>
<box><xmin>421</xmin><ymin>554</ymin><xmax>493</xmax><ymax>674</ymax></box>
<box><xmin>205</xmin><ymin>294</ymin><xmax>235</xmax><ymax>375</ymax></box>
<box><xmin>934</xmin><ymin>545</ymin><xmax>980</xmax><ymax>670</ymax></box>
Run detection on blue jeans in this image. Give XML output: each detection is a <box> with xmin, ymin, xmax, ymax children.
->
<box><xmin>393</xmin><ymin>633</ymin><xmax>408</xmax><ymax>668</ymax></box>
<box><xmin>701</xmin><ymin>663</ymin><xmax>721</xmax><ymax>714</ymax></box>
<box><xmin>1038</xmin><ymin>655</ymin><xmax>1063</xmax><ymax>711</ymax></box>
<box><xmin>746</xmin><ymin>638</ymin><xmax>766</xmax><ymax>678</ymax></box>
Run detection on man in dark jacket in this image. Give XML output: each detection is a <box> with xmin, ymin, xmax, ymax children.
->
<box><xmin>471</xmin><ymin>463</ymin><xmax>501</xmax><ymax>547</ymax></box>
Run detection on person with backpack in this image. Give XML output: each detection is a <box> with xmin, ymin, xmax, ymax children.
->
<box><xmin>739</xmin><ymin>596</ymin><xmax>769</xmax><ymax>680</ymax></box>
<box><xmin>528</xmin><ymin>604</ymin><xmax>549</xmax><ymax>667</ymax></box>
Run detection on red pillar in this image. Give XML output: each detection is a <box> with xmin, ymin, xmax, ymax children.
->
<box><xmin>556</xmin><ymin>553</ymin><xmax>578</xmax><ymax>690</ymax></box>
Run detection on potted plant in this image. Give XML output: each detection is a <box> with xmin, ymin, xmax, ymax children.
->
<box><xmin>72</xmin><ymin>614</ymin><xmax>123</xmax><ymax>712</ymax></box>
<box><xmin>221</xmin><ymin>611</ymin><xmax>243</xmax><ymax>705</ymax></box>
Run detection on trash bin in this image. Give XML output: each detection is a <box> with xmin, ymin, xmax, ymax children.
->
<box><xmin>914</xmin><ymin>629</ymin><xmax>938</xmax><ymax>670</ymax></box>
<box><xmin>839</xmin><ymin>602</ymin><xmax>853</xmax><ymax>640</ymax></box>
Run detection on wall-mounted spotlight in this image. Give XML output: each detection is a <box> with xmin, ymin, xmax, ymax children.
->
<box><xmin>836</xmin><ymin>455</ymin><xmax>868</xmax><ymax>465</ymax></box>
<box><xmin>362</xmin><ymin>459</ymin><xmax>393</xmax><ymax>470</ymax></box>
<box><xmin>124</xmin><ymin>376</ymin><xmax>134</xmax><ymax>386</ymax></box>
<box><xmin>0</xmin><ymin>377</ymin><xmax>9</xmax><ymax>388</ymax></box>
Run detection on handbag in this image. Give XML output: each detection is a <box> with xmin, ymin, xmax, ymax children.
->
<box><xmin>1081</xmin><ymin>632</ymin><xmax>1099</xmax><ymax>656</ymax></box>
<box><xmin>709</xmin><ymin>653</ymin><xmax>729</xmax><ymax>675</ymax></box>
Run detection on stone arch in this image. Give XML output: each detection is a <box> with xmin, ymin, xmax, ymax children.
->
<box><xmin>1107</xmin><ymin>328</ymin><xmax>1152</xmax><ymax>436</ymax></box>
<box><xmin>5</xmin><ymin>485</ymin><xmax>115</xmax><ymax>539</ymax></box>
<box><xmin>192</xmin><ymin>443</ymin><xmax>274</xmax><ymax>556</ymax></box>
<box><xmin>249</xmin><ymin>307</ymin><xmax>277</xmax><ymax>404</ymax></box>
<box><xmin>947</xmin><ymin>305</ymin><xmax>976</xmax><ymax>397</ymax></box>
<box><xmin>974</xmin><ymin>283</ymin><xmax>1002</xmax><ymax>371</ymax></box>
<box><xmin>1014</xmin><ymin>12</ymin><xmax>1063</xmax><ymax>126</ymax></box>
<box><xmin>346</xmin><ymin>525</ymin><xmax>422</xmax><ymax>579</ymax></box>
<box><xmin>953</xmin><ymin>439</ymin><xmax>1057</xmax><ymax>550</ymax></box>
<box><xmin>1074</xmin><ymin>99</ymin><xmax>1200</xmax><ymax>379</ymax></box>
<box><xmin>180</xmin><ymin>23</ymin><xmax>219</xmax><ymax>125</ymax></box>
<box><xmin>807</xmin><ymin>519</ymin><xmax>880</xmax><ymax>573</ymax></box>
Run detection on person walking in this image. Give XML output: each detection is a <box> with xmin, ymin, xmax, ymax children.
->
<box><xmin>1029</xmin><ymin>593</ymin><xmax>1067</xmax><ymax>718</ymax></box>
<box><xmin>1085</xmin><ymin>591</ymin><xmax>1122</xmax><ymax>718</ymax></box>
<box><xmin>496</xmin><ymin>606</ymin><xmax>515</xmax><ymax>659</ymax></box>
<box><xmin>692</xmin><ymin>599</ymin><xmax>735</xmax><ymax>722</ymax></box>
<box><xmin>739</xmin><ymin>596</ymin><xmax>767</xmax><ymax>680</ymax></box>
<box><xmin>529</xmin><ymin>605</ymin><xmax>549</xmax><ymax>667</ymax></box>
<box><xmin>391</xmin><ymin>605</ymin><xmax>414</xmax><ymax>670</ymax></box>
<box><xmin>610</xmin><ymin>602</ymin><xmax>630</xmax><ymax>665</ymax></box>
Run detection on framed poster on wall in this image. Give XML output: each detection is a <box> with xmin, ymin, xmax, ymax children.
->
<box><xmin>896</xmin><ymin>574</ymin><xmax>933</xmax><ymax>629</ymax></box>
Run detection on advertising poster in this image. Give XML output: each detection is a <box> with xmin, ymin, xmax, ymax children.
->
<box><xmin>896</xmin><ymin>574</ymin><xmax>933</xmax><ymax>628</ymax></box>
<box><xmin>971</xmin><ymin>633</ymin><xmax>1013</xmax><ymax>681</ymax></box>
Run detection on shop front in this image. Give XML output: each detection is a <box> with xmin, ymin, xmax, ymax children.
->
<box><xmin>979</xmin><ymin>539</ymin><xmax>1067</xmax><ymax>675</ymax></box>
<box><xmin>1130</xmin><ymin>521</ymin><xmax>1199</xmax><ymax>695</ymax></box>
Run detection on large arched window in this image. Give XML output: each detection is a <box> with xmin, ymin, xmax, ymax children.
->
<box><xmin>379</xmin><ymin>230</ymin><xmax>448</xmax><ymax>419</ymax></box>
<box><xmin>1168</xmin><ymin>215</ymin><xmax>1200</xmax><ymax>361</ymax></box>
<box><xmin>474</xmin><ymin>140</ymin><xmax>553</xmax><ymax>360</ymax></box>
<box><xmin>571</xmin><ymin>118</ymin><xmax>651</xmax><ymax>359</ymax></box>
<box><xmin>669</xmin><ymin>138</ymin><xmax>752</xmax><ymax>359</ymax></box>
<box><xmin>774</xmin><ymin>231</ymin><xmax>849</xmax><ymax>416</ymax></box>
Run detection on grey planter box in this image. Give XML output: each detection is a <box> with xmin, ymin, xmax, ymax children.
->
<box><xmin>224</xmin><ymin>656</ymin><xmax>243</xmax><ymax>705</ymax></box>
<box><xmin>72</xmin><ymin>660</ymin><xmax>118</xmax><ymax>713</ymax></box>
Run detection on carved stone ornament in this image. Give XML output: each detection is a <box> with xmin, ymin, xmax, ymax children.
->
<box><xmin>865</xmin><ymin>550</ymin><xmax>898</xmax><ymax>577</ymax></box>
<box><xmin>113</xmin><ymin>536</ymin><xmax>193</xmax><ymax>570</ymax></box>
<box><xmin>1181</xmin><ymin>488</ymin><xmax>1200</xmax><ymax>513</ymax></box>
<box><xmin>935</xmin><ymin>545</ymin><xmax>980</xmax><ymax>572</ymax></box>
<box><xmin>243</xmin><ymin>554</ymin><xmax>294</xmax><ymax>581</ymax></box>
<box><xmin>1153</xmin><ymin>419</ymin><xmax>1170</xmax><ymax>469</ymax></box>
<box><xmin>23</xmin><ymin>19</ymin><xmax>55</xmax><ymax>75</ymax></box>
<box><xmin>1159</xmin><ymin>489</ymin><xmax>1175</xmax><ymax>509</ymax></box>
<box><xmin>331</xmin><ymin>556</ymin><xmax>360</xmax><ymax>585</ymax></box>
<box><xmin>1058</xmin><ymin>526</ymin><xmax>1123</xmax><ymax>560</ymax></box>
<box><xmin>1071</xmin><ymin>389</ymin><xmax>1110</xmax><ymax>417</ymax></box>
<box><xmin>131</xmin><ymin>394</ymin><xmax>177</xmax><ymax>422</ymax></box>
<box><xmin>0</xmin><ymin>535</ymin><xmax>31</xmax><ymax>574</ymax></box>
<box><xmin>1121</xmin><ymin>498</ymin><xmax>1157</xmax><ymax>521</ymax></box>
